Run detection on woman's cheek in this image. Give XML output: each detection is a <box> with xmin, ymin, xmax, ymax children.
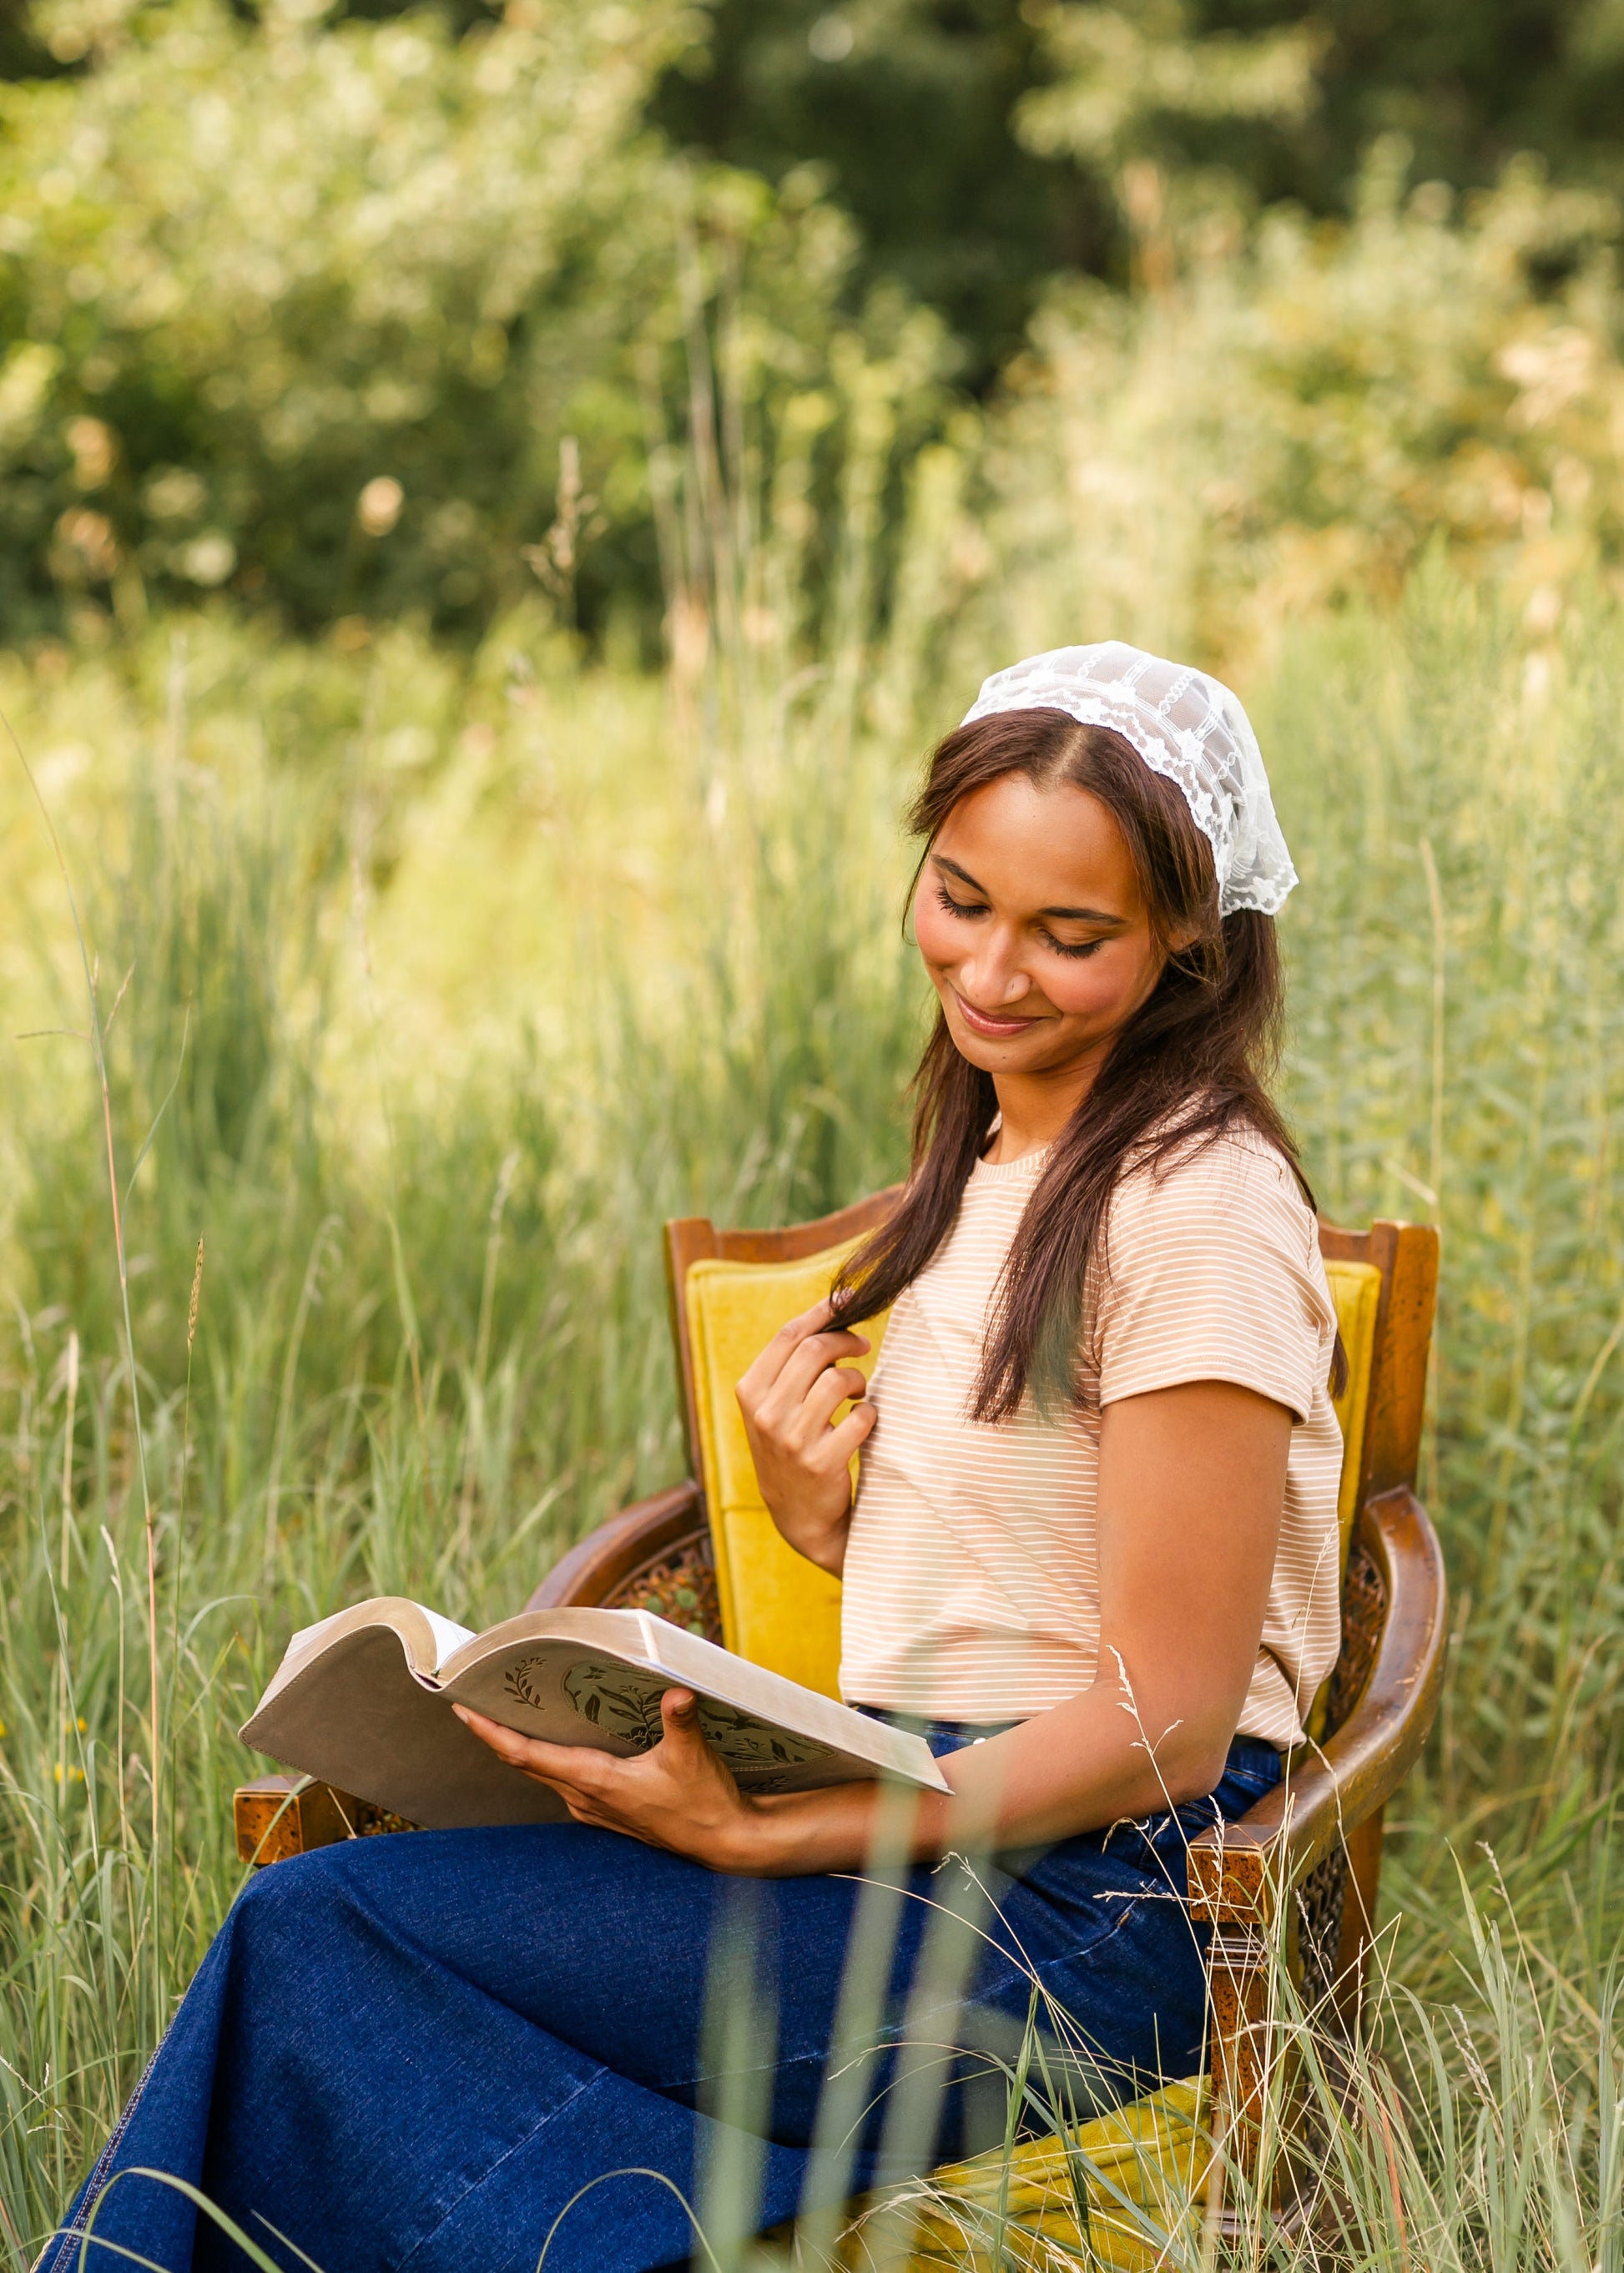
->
<box><xmin>1041</xmin><ymin>950</ymin><xmax>1136</xmax><ymax>1020</ymax></box>
<box><xmin>910</xmin><ymin>886</ymin><xmax>959</xmax><ymax>971</ymax></box>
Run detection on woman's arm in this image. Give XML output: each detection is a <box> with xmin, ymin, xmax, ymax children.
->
<box><xmin>458</xmin><ymin>1376</ymin><xmax>1291</xmax><ymax>1874</ymax></box>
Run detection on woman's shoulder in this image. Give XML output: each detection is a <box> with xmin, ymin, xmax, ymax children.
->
<box><xmin>1108</xmin><ymin>1111</ymin><xmax>1319</xmax><ymax>1273</ymax></box>
<box><xmin>1122</xmin><ymin>1110</ymin><xmax>1307</xmax><ymax>1209</ymax></box>
<box><xmin>1097</xmin><ymin>1110</ymin><xmax>1335</xmax><ymax>1398</ymax></box>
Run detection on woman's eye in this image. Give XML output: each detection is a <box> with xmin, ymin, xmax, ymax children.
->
<box><xmin>1045</xmin><ymin>933</ymin><xmax>1104</xmax><ymax>960</ymax></box>
<box><xmin>935</xmin><ymin>885</ymin><xmax>986</xmax><ymax>920</ymax></box>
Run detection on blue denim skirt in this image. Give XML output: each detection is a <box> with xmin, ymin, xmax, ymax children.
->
<box><xmin>42</xmin><ymin>1729</ymin><xmax>1279</xmax><ymax>2273</ymax></box>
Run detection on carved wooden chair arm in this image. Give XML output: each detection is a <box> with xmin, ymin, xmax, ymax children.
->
<box><xmin>1188</xmin><ymin>1485</ymin><xmax>1447</xmax><ymax>1930</ymax></box>
<box><xmin>233</xmin><ymin>1483</ymin><xmax>708</xmax><ymax>1866</ymax></box>
<box><xmin>522</xmin><ymin>1480</ymin><xmax>705</xmax><ymax>1615</ymax></box>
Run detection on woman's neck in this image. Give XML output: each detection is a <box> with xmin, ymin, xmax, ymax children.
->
<box><xmin>984</xmin><ymin>1055</ymin><xmax>1104</xmax><ymax>1164</ymax></box>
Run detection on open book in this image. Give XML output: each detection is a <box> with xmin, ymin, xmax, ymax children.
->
<box><xmin>241</xmin><ymin>1599</ymin><xmax>952</xmax><ymax>1830</ymax></box>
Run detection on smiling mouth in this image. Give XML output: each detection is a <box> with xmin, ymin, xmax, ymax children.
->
<box><xmin>952</xmin><ymin>990</ymin><xmax>1041</xmax><ymax>1039</ymax></box>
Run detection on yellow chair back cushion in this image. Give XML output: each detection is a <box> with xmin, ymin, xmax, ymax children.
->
<box><xmin>687</xmin><ymin>1233</ymin><xmax>1387</xmax><ymax>2263</ymax></box>
<box><xmin>1311</xmin><ymin>1254</ymin><xmax>1382</xmax><ymax>1740</ymax></box>
<box><xmin>1324</xmin><ymin>1256</ymin><xmax>1381</xmax><ymax>1566</ymax></box>
<box><xmin>683</xmin><ymin>1241</ymin><xmax>1382</xmax><ymax>1706</ymax></box>
<box><xmin>684</xmin><ymin>1237</ymin><xmax>888</xmax><ymax>1697</ymax></box>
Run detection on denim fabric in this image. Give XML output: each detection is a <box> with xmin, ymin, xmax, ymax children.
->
<box><xmin>41</xmin><ymin>1733</ymin><xmax>1279</xmax><ymax>2273</ymax></box>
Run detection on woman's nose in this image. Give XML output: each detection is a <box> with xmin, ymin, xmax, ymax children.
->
<box><xmin>961</xmin><ymin>941</ymin><xmax>1031</xmax><ymax>1007</ymax></box>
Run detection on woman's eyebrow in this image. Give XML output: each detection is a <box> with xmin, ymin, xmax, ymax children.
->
<box><xmin>1039</xmin><ymin>902</ymin><xmax>1129</xmax><ymax>926</ymax></box>
<box><xmin>932</xmin><ymin>853</ymin><xmax>987</xmax><ymax>895</ymax></box>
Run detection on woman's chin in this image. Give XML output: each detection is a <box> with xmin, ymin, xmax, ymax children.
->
<box><xmin>949</xmin><ymin>1021</ymin><xmax>1043</xmax><ymax>1073</ymax></box>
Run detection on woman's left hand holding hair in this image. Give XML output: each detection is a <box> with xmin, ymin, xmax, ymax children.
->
<box><xmin>731</xmin><ymin>1298</ymin><xmax>876</xmax><ymax>1577</ymax></box>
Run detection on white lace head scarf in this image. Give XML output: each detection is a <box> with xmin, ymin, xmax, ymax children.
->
<box><xmin>958</xmin><ymin>641</ymin><xmax>1297</xmax><ymax>917</ymax></box>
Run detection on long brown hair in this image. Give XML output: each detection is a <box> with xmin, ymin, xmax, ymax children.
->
<box><xmin>832</xmin><ymin>707</ymin><xmax>1315</xmax><ymax>1421</ymax></box>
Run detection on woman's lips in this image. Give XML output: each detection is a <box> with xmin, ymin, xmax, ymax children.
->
<box><xmin>953</xmin><ymin>990</ymin><xmax>1040</xmax><ymax>1039</ymax></box>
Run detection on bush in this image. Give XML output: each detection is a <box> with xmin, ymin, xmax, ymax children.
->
<box><xmin>0</xmin><ymin>0</ymin><xmax>948</xmax><ymax>641</ymax></box>
<box><xmin>946</xmin><ymin>145</ymin><xmax>1624</xmax><ymax>670</ymax></box>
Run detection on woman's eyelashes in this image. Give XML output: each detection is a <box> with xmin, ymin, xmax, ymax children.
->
<box><xmin>935</xmin><ymin>883</ymin><xmax>986</xmax><ymax>921</ymax></box>
<box><xmin>1043</xmin><ymin>930</ymin><xmax>1106</xmax><ymax>960</ymax></box>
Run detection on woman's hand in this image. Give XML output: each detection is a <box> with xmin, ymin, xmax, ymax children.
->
<box><xmin>734</xmin><ymin>1298</ymin><xmax>875</xmax><ymax>1575</ymax></box>
<box><xmin>455</xmin><ymin>1692</ymin><xmax>931</xmax><ymax>1878</ymax></box>
<box><xmin>453</xmin><ymin>1691</ymin><xmax>780</xmax><ymax>1873</ymax></box>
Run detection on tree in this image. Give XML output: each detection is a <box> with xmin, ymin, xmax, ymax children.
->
<box><xmin>656</xmin><ymin>0</ymin><xmax>1624</xmax><ymax>376</ymax></box>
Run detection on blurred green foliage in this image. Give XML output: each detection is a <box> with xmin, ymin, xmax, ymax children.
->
<box><xmin>0</xmin><ymin>0</ymin><xmax>948</xmax><ymax>638</ymax></box>
<box><xmin>652</xmin><ymin>0</ymin><xmax>1109</xmax><ymax>381</ymax></box>
<box><xmin>3</xmin><ymin>0</ymin><xmax>1623</xmax><ymax>647</ymax></box>
<box><xmin>957</xmin><ymin>150</ymin><xmax>1624</xmax><ymax>670</ymax></box>
<box><xmin>658</xmin><ymin>0</ymin><xmax>1624</xmax><ymax>375</ymax></box>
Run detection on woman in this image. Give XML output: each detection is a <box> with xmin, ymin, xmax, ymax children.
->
<box><xmin>45</xmin><ymin>643</ymin><xmax>1341</xmax><ymax>2273</ymax></box>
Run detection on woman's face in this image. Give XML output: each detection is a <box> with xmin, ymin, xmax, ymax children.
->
<box><xmin>911</xmin><ymin>772</ymin><xmax>1169</xmax><ymax>1083</ymax></box>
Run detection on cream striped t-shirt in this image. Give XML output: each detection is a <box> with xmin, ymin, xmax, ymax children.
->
<box><xmin>838</xmin><ymin>1124</ymin><xmax>1344</xmax><ymax>1746</ymax></box>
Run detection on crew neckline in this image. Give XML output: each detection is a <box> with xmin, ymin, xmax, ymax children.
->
<box><xmin>971</xmin><ymin>1136</ymin><xmax>1052</xmax><ymax>1184</ymax></box>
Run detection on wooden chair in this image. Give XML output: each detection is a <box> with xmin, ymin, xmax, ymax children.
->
<box><xmin>235</xmin><ymin>1191</ymin><xmax>1445</xmax><ymax>2265</ymax></box>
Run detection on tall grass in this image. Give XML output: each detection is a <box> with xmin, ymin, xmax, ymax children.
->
<box><xmin>1</xmin><ymin>538</ymin><xmax>1621</xmax><ymax>2257</ymax></box>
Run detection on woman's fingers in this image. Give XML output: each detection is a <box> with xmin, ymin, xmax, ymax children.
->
<box><xmin>734</xmin><ymin>1298</ymin><xmax>833</xmax><ymax>1404</ymax></box>
<box><xmin>659</xmin><ymin>1686</ymin><xmax>699</xmax><ymax>1732</ymax></box>
<box><xmin>796</xmin><ymin>1363</ymin><xmax>874</xmax><ymax>1439</ymax></box>
<box><xmin>451</xmin><ymin>1693</ymin><xmax>755</xmax><ymax>1865</ymax></box>
<box><xmin>751</xmin><ymin>1336</ymin><xmax>870</xmax><ymax>1428</ymax></box>
<box><xmin>737</xmin><ymin>1301</ymin><xmax>870</xmax><ymax>1414</ymax></box>
<box><xmin>732</xmin><ymin>1304</ymin><xmax>875</xmax><ymax>1570</ymax></box>
<box><xmin>456</xmin><ymin>1694</ymin><xmax>715</xmax><ymax>1799</ymax></box>
<box><xmin>454</xmin><ymin>1703</ymin><xmax>527</xmax><ymax>1759</ymax></box>
<box><xmin>454</xmin><ymin>1705</ymin><xmax>610</xmax><ymax>1795</ymax></box>
<box><xmin>824</xmin><ymin>1399</ymin><xmax>878</xmax><ymax>1464</ymax></box>
<box><xmin>745</xmin><ymin>1335</ymin><xmax>871</xmax><ymax>1442</ymax></box>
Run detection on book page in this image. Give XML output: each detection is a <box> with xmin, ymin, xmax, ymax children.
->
<box><xmin>633</xmin><ymin>1615</ymin><xmax>951</xmax><ymax>1792</ymax></box>
<box><xmin>441</xmin><ymin>1610</ymin><xmax>951</xmax><ymax>1796</ymax></box>
<box><xmin>441</xmin><ymin>1644</ymin><xmax>835</xmax><ymax>1792</ymax></box>
<box><xmin>421</xmin><ymin>1607</ymin><xmax>477</xmax><ymax>1671</ymax></box>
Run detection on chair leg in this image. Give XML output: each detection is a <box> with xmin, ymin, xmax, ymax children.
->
<box><xmin>1208</xmin><ymin>1923</ymin><xmax>1277</xmax><ymax>2196</ymax></box>
<box><xmin>1336</xmin><ymin>1804</ymin><xmax>1385</xmax><ymax>2034</ymax></box>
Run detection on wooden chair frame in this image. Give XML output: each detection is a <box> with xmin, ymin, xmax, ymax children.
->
<box><xmin>235</xmin><ymin>1190</ymin><xmax>1446</xmax><ymax>2209</ymax></box>
<box><xmin>524</xmin><ymin>1195</ymin><xmax>1446</xmax><ymax>2187</ymax></box>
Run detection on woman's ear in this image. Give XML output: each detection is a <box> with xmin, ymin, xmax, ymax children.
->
<box><xmin>1159</xmin><ymin>916</ymin><xmax>1218</xmax><ymax>974</ymax></box>
<box><xmin>1164</xmin><ymin>894</ymin><xmax>1223</xmax><ymax>958</ymax></box>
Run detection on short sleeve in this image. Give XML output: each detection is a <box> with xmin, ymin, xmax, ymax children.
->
<box><xmin>1095</xmin><ymin>1132</ymin><xmax>1334</xmax><ymax>1424</ymax></box>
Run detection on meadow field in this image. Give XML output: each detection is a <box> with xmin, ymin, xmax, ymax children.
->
<box><xmin>3</xmin><ymin>0</ymin><xmax>1624</xmax><ymax>2261</ymax></box>
<box><xmin>3</xmin><ymin>545</ymin><xmax>1622</xmax><ymax>2264</ymax></box>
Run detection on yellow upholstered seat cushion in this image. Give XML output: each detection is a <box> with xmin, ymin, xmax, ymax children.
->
<box><xmin>835</xmin><ymin>2077</ymin><xmax>1211</xmax><ymax>2273</ymax></box>
<box><xmin>683</xmin><ymin>1237</ymin><xmax>887</xmax><ymax>1698</ymax></box>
